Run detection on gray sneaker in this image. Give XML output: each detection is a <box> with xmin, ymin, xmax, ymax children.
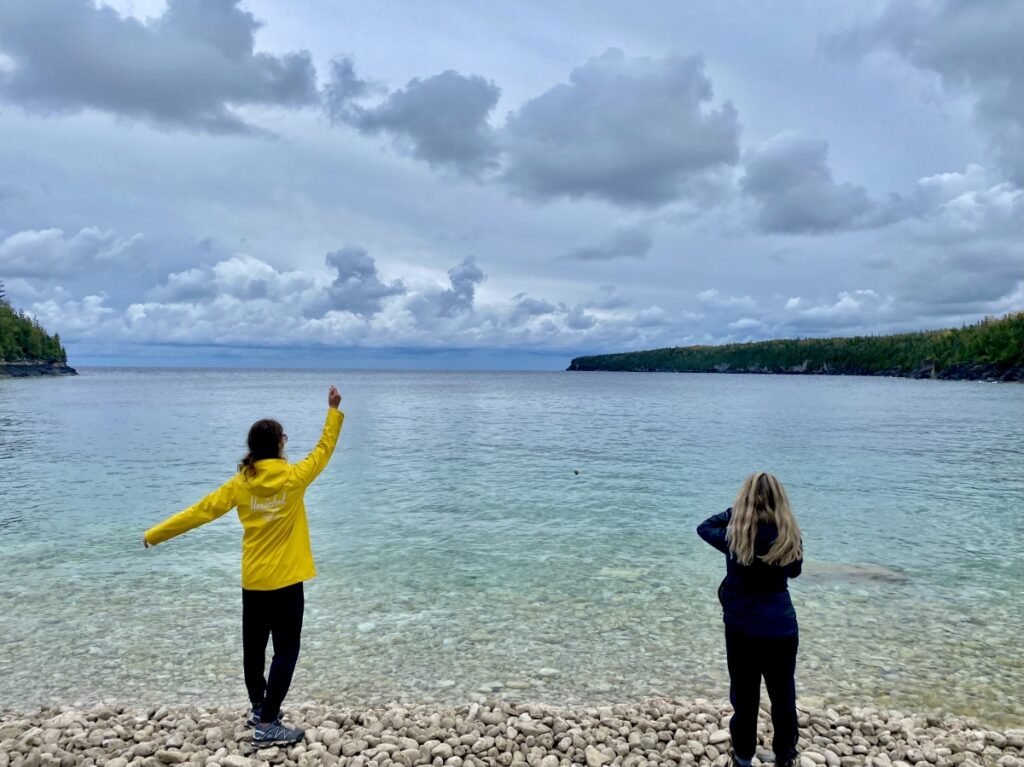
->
<box><xmin>245</xmin><ymin>705</ymin><xmax>263</xmax><ymax>728</ymax></box>
<box><xmin>252</xmin><ymin>720</ymin><xmax>304</xmax><ymax>746</ymax></box>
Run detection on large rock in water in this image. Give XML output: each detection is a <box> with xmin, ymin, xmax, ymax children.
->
<box><xmin>803</xmin><ymin>560</ymin><xmax>909</xmax><ymax>582</ymax></box>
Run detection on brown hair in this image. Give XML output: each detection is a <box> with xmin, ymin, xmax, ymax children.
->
<box><xmin>238</xmin><ymin>418</ymin><xmax>285</xmax><ymax>477</ymax></box>
<box><xmin>726</xmin><ymin>471</ymin><xmax>803</xmax><ymax>566</ymax></box>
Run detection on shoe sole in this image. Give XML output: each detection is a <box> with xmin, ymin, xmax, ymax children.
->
<box><xmin>252</xmin><ymin>736</ymin><xmax>302</xmax><ymax>747</ymax></box>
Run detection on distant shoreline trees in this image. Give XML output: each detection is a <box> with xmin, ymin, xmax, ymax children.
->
<box><xmin>0</xmin><ymin>281</ymin><xmax>68</xmax><ymax>363</ymax></box>
<box><xmin>568</xmin><ymin>312</ymin><xmax>1024</xmax><ymax>382</ymax></box>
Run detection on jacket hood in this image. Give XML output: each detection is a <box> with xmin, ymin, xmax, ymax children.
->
<box><xmin>242</xmin><ymin>459</ymin><xmax>290</xmax><ymax>496</ymax></box>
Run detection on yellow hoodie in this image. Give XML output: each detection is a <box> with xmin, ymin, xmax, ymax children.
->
<box><xmin>145</xmin><ymin>407</ymin><xmax>344</xmax><ymax>590</ymax></box>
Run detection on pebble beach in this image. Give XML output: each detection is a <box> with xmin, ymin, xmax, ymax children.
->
<box><xmin>3</xmin><ymin>700</ymin><xmax>1022</xmax><ymax>767</ymax></box>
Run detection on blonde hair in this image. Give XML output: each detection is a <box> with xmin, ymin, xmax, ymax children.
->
<box><xmin>726</xmin><ymin>472</ymin><xmax>803</xmax><ymax>566</ymax></box>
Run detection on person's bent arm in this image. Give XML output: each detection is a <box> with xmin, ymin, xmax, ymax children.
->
<box><xmin>696</xmin><ymin>509</ymin><xmax>732</xmax><ymax>555</ymax></box>
<box><xmin>787</xmin><ymin>555</ymin><xmax>803</xmax><ymax>579</ymax></box>
<box><xmin>291</xmin><ymin>385</ymin><xmax>345</xmax><ymax>488</ymax></box>
<box><xmin>144</xmin><ymin>478</ymin><xmax>238</xmax><ymax>547</ymax></box>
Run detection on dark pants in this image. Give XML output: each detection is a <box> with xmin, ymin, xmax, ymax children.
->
<box><xmin>242</xmin><ymin>581</ymin><xmax>304</xmax><ymax>723</ymax></box>
<box><xmin>725</xmin><ymin>626</ymin><xmax>799</xmax><ymax>762</ymax></box>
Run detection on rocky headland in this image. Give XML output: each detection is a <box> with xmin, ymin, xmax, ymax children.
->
<box><xmin>2</xmin><ymin>699</ymin><xmax>1021</xmax><ymax>767</ymax></box>
<box><xmin>0</xmin><ymin>360</ymin><xmax>78</xmax><ymax>378</ymax></box>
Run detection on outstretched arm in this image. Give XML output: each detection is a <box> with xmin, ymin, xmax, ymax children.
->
<box><xmin>291</xmin><ymin>386</ymin><xmax>345</xmax><ymax>488</ymax></box>
<box><xmin>144</xmin><ymin>478</ymin><xmax>238</xmax><ymax>547</ymax></box>
<box><xmin>696</xmin><ymin>509</ymin><xmax>732</xmax><ymax>555</ymax></box>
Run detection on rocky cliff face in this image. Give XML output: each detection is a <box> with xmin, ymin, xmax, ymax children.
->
<box><xmin>0</xmin><ymin>360</ymin><xmax>79</xmax><ymax>378</ymax></box>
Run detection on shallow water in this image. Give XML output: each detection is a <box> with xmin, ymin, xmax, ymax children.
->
<box><xmin>1</xmin><ymin>368</ymin><xmax>1022</xmax><ymax>725</ymax></box>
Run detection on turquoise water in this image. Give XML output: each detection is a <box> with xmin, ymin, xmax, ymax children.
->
<box><xmin>1</xmin><ymin>368</ymin><xmax>1022</xmax><ymax>725</ymax></box>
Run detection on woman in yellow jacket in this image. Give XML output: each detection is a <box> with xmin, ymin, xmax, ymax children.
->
<box><xmin>143</xmin><ymin>386</ymin><xmax>344</xmax><ymax>746</ymax></box>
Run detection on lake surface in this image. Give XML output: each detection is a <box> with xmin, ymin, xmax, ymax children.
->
<box><xmin>1</xmin><ymin>368</ymin><xmax>1022</xmax><ymax>725</ymax></box>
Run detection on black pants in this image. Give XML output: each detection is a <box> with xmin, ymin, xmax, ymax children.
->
<box><xmin>242</xmin><ymin>582</ymin><xmax>304</xmax><ymax>723</ymax></box>
<box><xmin>725</xmin><ymin>626</ymin><xmax>799</xmax><ymax>761</ymax></box>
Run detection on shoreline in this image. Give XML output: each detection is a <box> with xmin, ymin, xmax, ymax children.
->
<box><xmin>564</xmin><ymin>363</ymin><xmax>1024</xmax><ymax>383</ymax></box>
<box><xmin>0</xmin><ymin>360</ymin><xmax>78</xmax><ymax>378</ymax></box>
<box><xmin>2</xmin><ymin>699</ymin><xmax>1021</xmax><ymax>767</ymax></box>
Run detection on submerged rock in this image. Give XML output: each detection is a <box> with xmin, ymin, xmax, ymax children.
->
<box><xmin>803</xmin><ymin>561</ymin><xmax>909</xmax><ymax>583</ymax></box>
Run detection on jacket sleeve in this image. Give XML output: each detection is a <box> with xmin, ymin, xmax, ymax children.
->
<box><xmin>291</xmin><ymin>407</ymin><xmax>345</xmax><ymax>488</ymax></box>
<box><xmin>787</xmin><ymin>546</ymin><xmax>803</xmax><ymax>579</ymax></box>
<box><xmin>145</xmin><ymin>477</ymin><xmax>238</xmax><ymax>545</ymax></box>
<box><xmin>696</xmin><ymin>509</ymin><xmax>732</xmax><ymax>555</ymax></box>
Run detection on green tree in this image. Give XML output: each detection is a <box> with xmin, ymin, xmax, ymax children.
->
<box><xmin>0</xmin><ymin>287</ymin><xmax>70</xmax><ymax>363</ymax></box>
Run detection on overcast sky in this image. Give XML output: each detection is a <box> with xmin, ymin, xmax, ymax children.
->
<box><xmin>1</xmin><ymin>0</ymin><xmax>1022</xmax><ymax>369</ymax></box>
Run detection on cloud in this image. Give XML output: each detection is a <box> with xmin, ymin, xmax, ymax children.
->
<box><xmin>584</xmin><ymin>285</ymin><xmax>632</xmax><ymax>310</ymax></box>
<box><xmin>0</xmin><ymin>0</ymin><xmax>317</xmax><ymax>133</ymax></box>
<box><xmin>501</xmin><ymin>48</ymin><xmax>740</xmax><ymax>206</ymax></box>
<box><xmin>319</xmin><ymin>245</ymin><xmax>406</xmax><ymax>318</ymax></box>
<box><xmin>697</xmin><ymin>289</ymin><xmax>756</xmax><ymax>311</ymax></box>
<box><xmin>831</xmin><ymin>0</ymin><xmax>1024</xmax><ymax>183</ymax></box>
<box><xmin>336</xmin><ymin>68</ymin><xmax>501</xmax><ymax>176</ymax></box>
<box><xmin>562</xmin><ymin>227</ymin><xmax>653</xmax><ymax>261</ymax></box>
<box><xmin>149</xmin><ymin>253</ymin><xmax>318</xmax><ymax>304</ymax></box>
<box><xmin>741</xmin><ymin>132</ymin><xmax>897</xmax><ymax>233</ymax></box>
<box><xmin>787</xmin><ymin>289</ymin><xmax>888</xmax><ymax>320</ymax></box>
<box><xmin>323</xmin><ymin>57</ymin><xmax>373</xmax><ymax>123</ymax></box>
<box><xmin>25</xmin><ymin>244</ymin><xmax>687</xmax><ymax>354</ymax></box>
<box><xmin>891</xmin><ymin>170</ymin><xmax>1024</xmax><ymax>312</ymax></box>
<box><xmin>728</xmin><ymin>317</ymin><xmax>763</xmax><ymax>330</ymax></box>
<box><xmin>429</xmin><ymin>256</ymin><xmax>486</xmax><ymax>318</ymax></box>
<box><xmin>0</xmin><ymin>226</ymin><xmax>142</xmax><ymax>278</ymax></box>
<box><xmin>508</xmin><ymin>293</ymin><xmax>557</xmax><ymax>324</ymax></box>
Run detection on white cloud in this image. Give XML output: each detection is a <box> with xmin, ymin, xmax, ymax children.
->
<box><xmin>0</xmin><ymin>226</ymin><xmax>143</xmax><ymax>278</ymax></box>
<box><xmin>697</xmin><ymin>289</ymin><xmax>757</xmax><ymax>311</ymax></box>
<box><xmin>29</xmin><ymin>250</ymin><xmax>684</xmax><ymax>353</ymax></box>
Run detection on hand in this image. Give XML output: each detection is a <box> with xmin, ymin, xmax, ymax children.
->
<box><xmin>328</xmin><ymin>385</ymin><xmax>342</xmax><ymax>409</ymax></box>
<box><xmin>143</xmin><ymin>534</ymin><xmax>151</xmax><ymax>549</ymax></box>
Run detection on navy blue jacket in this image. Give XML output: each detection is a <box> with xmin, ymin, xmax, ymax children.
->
<box><xmin>697</xmin><ymin>509</ymin><xmax>802</xmax><ymax>637</ymax></box>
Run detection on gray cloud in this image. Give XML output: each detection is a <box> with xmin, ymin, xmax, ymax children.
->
<box><xmin>338</xmin><ymin>69</ymin><xmax>501</xmax><ymax>176</ymax></box>
<box><xmin>562</xmin><ymin>227</ymin><xmax>653</xmax><ymax>261</ymax></box>
<box><xmin>0</xmin><ymin>0</ymin><xmax>318</xmax><ymax>134</ymax></box>
<box><xmin>501</xmin><ymin>49</ymin><xmax>740</xmax><ymax>207</ymax></box>
<box><xmin>323</xmin><ymin>57</ymin><xmax>372</xmax><ymax>124</ymax></box>
<box><xmin>509</xmin><ymin>293</ymin><xmax>557</xmax><ymax>324</ymax></box>
<box><xmin>319</xmin><ymin>245</ymin><xmax>406</xmax><ymax>318</ymax></box>
<box><xmin>742</xmin><ymin>133</ymin><xmax>896</xmax><ymax>233</ymax></box>
<box><xmin>831</xmin><ymin>0</ymin><xmax>1024</xmax><ymax>183</ymax></box>
<box><xmin>435</xmin><ymin>256</ymin><xmax>486</xmax><ymax>317</ymax></box>
<box><xmin>565</xmin><ymin>306</ymin><xmax>596</xmax><ymax>330</ymax></box>
<box><xmin>583</xmin><ymin>285</ymin><xmax>632</xmax><ymax>310</ymax></box>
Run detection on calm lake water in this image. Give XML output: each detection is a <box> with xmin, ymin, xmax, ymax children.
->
<box><xmin>1</xmin><ymin>368</ymin><xmax>1022</xmax><ymax>725</ymax></box>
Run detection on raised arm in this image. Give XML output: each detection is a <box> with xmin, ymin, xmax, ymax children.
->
<box><xmin>144</xmin><ymin>477</ymin><xmax>239</xmax><ymax>547</ymax></box>
<box><xmin>291</xmin><ymin>386</ymin><xmax>345</xmax><ymax>488</ymax></box>
<box><xmin>696</xmin><ymin>509</ymin><xmax>732</xmax><ymax>555</ymax></box>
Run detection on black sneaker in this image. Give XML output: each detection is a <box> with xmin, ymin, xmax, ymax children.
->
<box><xmin>775</xmin><ymin>753</ymin><xmax>798</xmax><ymax>767</ymax></box>
<box><xmin>245</xmin><ymin>705</ymin><xmax>263</xmax><ymax>728</ymax></box>
<box><xmin>731</xmin><ymin>754</ymin><xmax>754</xmax><ymax>767</ymax></box>
<box><xmin>252</xmin><ymin>720</ymin><xmax>304</xmax><ymax>746</ymax></box>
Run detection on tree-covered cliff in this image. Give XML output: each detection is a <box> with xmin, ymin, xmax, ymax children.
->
<box><xmin>0</xmin><ymin>281</ymin><xmax>69</xmax><ymax>363</ymax></box>
<box><xmin>568</xmin><ymin>312</ymin><xmax>1024</xmax><ymax>382</ymax></box>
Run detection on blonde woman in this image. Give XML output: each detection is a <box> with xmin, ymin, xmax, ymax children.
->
<box><xmin>697</xmin><ymin>472</ymin><xmax>803</xmax><ymax>767</ymax></box>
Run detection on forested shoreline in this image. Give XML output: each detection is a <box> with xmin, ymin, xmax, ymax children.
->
<box><xmin>0</xmin><ymin>281</ymin><xmax>76</xmax><ymax>377</ymax></box>
<box><xmin>568</xmin><ymin>312</ymin><xmax>1024</xmax><ymax>382</ymax></box>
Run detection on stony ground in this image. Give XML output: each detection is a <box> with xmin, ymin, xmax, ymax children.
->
<box><xmin>1</xmin><ymin>700</ymin><xmax>1021</xmax><ymax>767</ymax></box>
